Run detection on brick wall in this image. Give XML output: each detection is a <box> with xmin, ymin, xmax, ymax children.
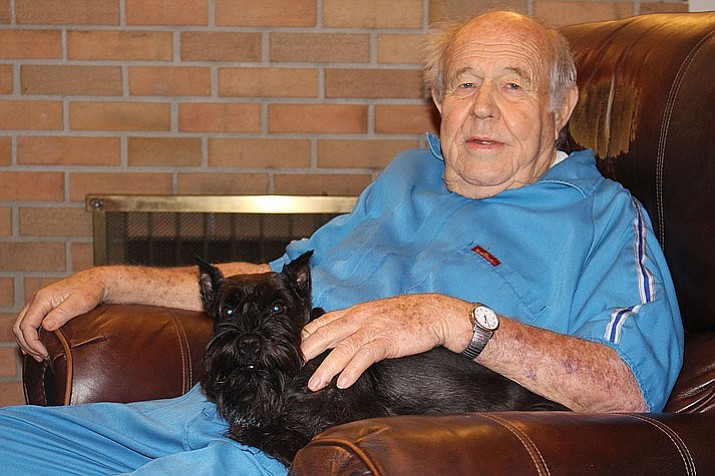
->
<box><xmin>0</xmin><ymin>0</ymin><xmax>689</xmax><ymax>406</ymax></box>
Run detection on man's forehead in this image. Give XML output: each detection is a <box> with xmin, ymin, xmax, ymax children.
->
<box><xmin>446</xmin><ymin>24</ymin><xmax>550</xmax><ymax>80</ymax></box>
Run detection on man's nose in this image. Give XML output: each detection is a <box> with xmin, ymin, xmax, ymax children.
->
<box><xmin>470</xmin><ymin>82</ymin><xmax>498</xmax><ymax>119</ymax></box>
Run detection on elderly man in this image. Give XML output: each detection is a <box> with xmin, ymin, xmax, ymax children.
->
<box><xmin>5</xmin><ymin>11</ymin><xmax>682</xmax><ymax>475</ymax></box>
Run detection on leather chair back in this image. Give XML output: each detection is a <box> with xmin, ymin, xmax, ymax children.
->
<box><xmin>561</xmin><ymin>12</ymin><xmax>715</xmax><ymax>412</ymax></box>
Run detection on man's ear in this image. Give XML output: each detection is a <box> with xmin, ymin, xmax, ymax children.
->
<box><xmin>282</xmin><ymin>250</ymin><xmax>313</xmax><ymax>302</ymax></box>
<box><xmin>554</xmin><ymin>85</ymin><xmax>579</xmax><ymax>140</ymax></box>
<box><xmin>197</xmin><ymin>257</ymin><xmax>223</xmax><ymax>312</ymax></box>
<box><xmin>431</xmin><ymin>88</ymin><xmax>443</xmax><ymax>114</ymax></box>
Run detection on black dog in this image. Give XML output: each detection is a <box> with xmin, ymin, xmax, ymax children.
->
<box><xmin>198</xmin><ymin>251</ymin><xmax>567</xmax><ymax>466</ymax></box>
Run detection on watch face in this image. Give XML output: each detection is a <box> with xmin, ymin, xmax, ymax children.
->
<box><xmin>475</xmin><ymin>306</ymin><xmax>499</xmax><ymax>331</ymax></box>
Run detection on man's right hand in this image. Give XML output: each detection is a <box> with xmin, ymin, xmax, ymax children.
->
<box><xmin>13</xmin><ymin>268</ymin><xmax>107</xmax><ymax>362</ymax></box>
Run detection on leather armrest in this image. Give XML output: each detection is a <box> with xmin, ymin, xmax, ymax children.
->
<box><xmin>290</xmin><ymin>412</ymin><xmax>713</xmax><ymax>475</ymax></box>
<box><xmin>23</xmin><ymin>304</ymin><xmax>212</xmax><ymax>405</ymax></box>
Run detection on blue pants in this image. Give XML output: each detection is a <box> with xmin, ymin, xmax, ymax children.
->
<box><xmin>0</xmin><ymin>384</ymin><xmax>287</xmax><ymax>475</ymax></box>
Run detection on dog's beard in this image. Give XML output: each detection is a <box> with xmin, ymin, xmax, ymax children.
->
<box><xmin>201</xmin><ymin>323</ymin><xmax>305</xmax><ymax>429</ymax></box>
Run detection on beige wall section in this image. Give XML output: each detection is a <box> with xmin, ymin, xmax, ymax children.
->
<box><xmin>0</xmin><ymin>0</ymin><xmax>692</xmax><ymax>405</ymax></box>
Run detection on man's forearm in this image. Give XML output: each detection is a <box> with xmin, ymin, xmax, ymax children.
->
<box><xmin>476</xmin><ymin>317</ymin><xmax>648</xmax><ymax>413</ymax></box>
<box><xmin>99</xmin><ymin>262</ymin><xmax>271</xmax><ymax>312</ymax></box>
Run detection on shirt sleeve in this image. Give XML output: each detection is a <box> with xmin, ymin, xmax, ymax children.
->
<box><xmin>570</xmin><ymin>194</ymin><xmax>684</xmax><ymax>412</ymax></box>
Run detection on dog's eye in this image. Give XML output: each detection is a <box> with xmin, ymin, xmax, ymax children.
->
<box><xmin>221</xmin><ymin>306</ymin><xmax>235</xmax><ymax>319</ymax></box>
<box><xmin>270</xmin><ymin>302</ymin><xmax>285</xmax><ymax>315</ymax></box>
<box><xmin>220</xmin><ymin>294</ymin><xmax>240</xmax><ymax>319</ymax></box>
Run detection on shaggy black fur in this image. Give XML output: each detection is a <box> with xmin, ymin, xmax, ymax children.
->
<box><xmin>198</xmin><ymin>251</ymin><xmax>567</xmax><ymax>466</ymax></box>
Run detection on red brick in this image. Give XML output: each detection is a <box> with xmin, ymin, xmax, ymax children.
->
<box><xmin>0</xmin><ymin>243</ymin><xmax>66</xmax><ymax>272</ymax></box>
<box><xmin>0</xmin><ymin>207</ymin><xmax>10</xmax><ymax>236</ymax></box>
<box><xmin>68</xmin><ymin>31</ymin><xmax>173</xmax><ymax>61</ymax></box>
<box><xmin>0</xmin><ymin>347</ymin><xmax>18</xmax><ymax>377</ymax></box>
<box><xmin>269</xmin><ymin>104</ymin><xmax>367</xmax><ymax>134</ymax></box>
<box><xmin>126</xmin><ymin>0</ymin><xmax>208</xmax><ymax>26</ymax></box>
<box><xmin>216</xmin><ymin>0</ymin><xmax>316</xmax><ymax>27</ymax></box>
<box><xmin>128</xmin><ymin>137</ymin><xmax>203</xmax><ymax>167</ymax></box>
<box><xmin>318</xmin><ymin>139</ymin><xmax>418</xmax><ymax>169</ymax></box>
<box><xmin>179</xmin><ymin>103</ymin><xmax>261</xmax><ymax>133</ymax></box>
<box><xmin>378</xmin><ymin>34</ymin><xmax>426</xmax><ymax>64</ymax></box>
<box><xmin>177</xmin><ymin>173</ymin><xmax>270</xmax><ymax>195</ymax></box>
<box><xmin>326</xmin><ymin>69</ymin><xmax>424</xmax><ymax>99</ymax></box>
<box><xmin>0</xmin><ymin>278</ymin><xmax>13</xmax><ymax>307</ymax></box>
<box><xmin>70</xmin><ymin>102</ymin><xmax>171</xmax><ymax>132</ymax></box>
<box><xmin>0</xmin><ymin>313</ymin><xmax>15</xmax><ymax>341</ymax></box>
<box><xmin>0</xmin><ymin>172</ymin><xmax>64</xmax><ymax>201</ymax></box>
<box><xmin>71</xmin><ymin>242</ymin><xmax>95</xmax><ymax>271</ymax></box>
<box><xmin>18</xmin><ymin>136</ymin><xmax>120</xmax><ymax>166</ymax></box>
<box><xmin>21</xmin><ymin>65</ymin><xmax>122</xmax><ymax>96</ymax></box>
<box><xmin>375</xmin><ymin>103</ymin><xmax>440</xmax><ymax>134</ymax></box>
<box><xmin>181</xmin><ymin>32</ymin><xmax>262</xmax><ymax>62</ymax></box>
<box><xmin>129</xmin><ymin>67</ymin><xmax>211</xmax><ymax>97</ymax></box>
<box><xmin>219</xmin><ymin>68</ymin><xmax>318</xmax><ymax>98</ymax></box>
<box><xmin>0</xmin><ymin>136</ymin><xmax>9</xmax><ymax>165</ymax></box>
<box><xmin>534</xmin><ymin>2</ymin><xmax>633</xmax><ymax>28</ymax></box>
<box><xmin>0</xmin><ymin>381</ymin><xmax>25</xmax><ymax>408</ymax></box>
<box><xmin>324</xmin><ymin>0</ymin><xmax>423</xmax><ymax>28</ymax></box>
<box><xmin>0</xmin><ymin>100</ymin><xmax>63</xmax><ymax>130</ymax></box>
<box><xmin>16</xmin><ymin>0</ymin><xmax>119</xmax><ymax>25</ymax></box>
<box><xmin>69</xmin><ymin>172</ymin><xmax>172</xmax><ymax>202</ymax></box>
<box><xmin>0</xmin><ymin>64</ymin><xmax>12</xmax><ymax>94</ymax></box>
<box><xmin>274</xmin><ymin>173</ymin><xmax>372</xmax><ymax>196</ymax></box>
<box><xmin>19</xmin><ymin>207</ymin><xmax>92</xmax><ymax>237</ymax></box>
<box><xmin>638</xmin><ymin>2</ymin><xmax>688</xmax><ymax>14</ymax></box>
<box><xmin>209</xmin><ymin>138</ymin><xmax>312</xmax><ymax>168</ymax></box>
<box><xmin>270</xmin><ymin>33</ymin><xmax>370</xmax><ymax>63</ymax></box>
<box><xmin>429</xmin><ymin>0</ymin><xmax>528</xmax><ymax>23</ymax></box>
<box><xmin>0</xmin><ymin>30</ymin><xmax>61</xmax><ymax>59</ymax></box>
<box><xmin>0</xmin><ymin>0</ymin><xmax>9</xmax><ymax>24</ymax></box>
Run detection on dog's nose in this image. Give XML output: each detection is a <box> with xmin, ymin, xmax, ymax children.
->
<box><xmin>237</xmin><ymin>334</ymin><xmax>260</xmax><ymax>356</ymax></box>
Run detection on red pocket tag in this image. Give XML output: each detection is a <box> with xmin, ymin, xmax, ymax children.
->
<box><xmin>472</xmin><ymin>245</ymin><xmax>501</xmax><ymax>267</ymax></box>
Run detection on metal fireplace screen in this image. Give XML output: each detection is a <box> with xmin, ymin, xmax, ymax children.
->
<box><xmin>86</xmin><ymin>195</ymin><xmax>357</xmax><ymax>266</ymax></box>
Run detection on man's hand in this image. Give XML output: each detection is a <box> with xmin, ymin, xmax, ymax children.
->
<box><xmin>300</xmin><ymin>294</ymin><xmax>473</xmax><ymax>391</ymax></box>
<box><xmin>14</xmin><ymin>261</ymin><xmax>270</xmax><ymax>363</ymax></box>
<box><xmin>13</xmin><ymin>268</ymin><xmax>108</xmax><ymax>362</ymax></box>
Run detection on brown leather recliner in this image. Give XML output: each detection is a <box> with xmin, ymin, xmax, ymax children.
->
<box><xmin>23</xmin><ymin>12</ymin><xmax>715</xmax><ymax>475</ymax></box>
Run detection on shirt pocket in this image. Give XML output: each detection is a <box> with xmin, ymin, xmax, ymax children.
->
<box><xmin>406</xmin><ymin>244</ymin><xmax>548</xmax><ymax>325</ymax></box>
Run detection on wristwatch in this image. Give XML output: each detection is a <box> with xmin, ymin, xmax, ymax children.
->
<box><xmin>461</xmin><ymin>303</ymin><xmax>499</xmax><ymax>360</ymax></box>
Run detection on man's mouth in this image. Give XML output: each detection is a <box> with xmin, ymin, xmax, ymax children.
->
<box><xmin>468</xmin><ymin>137</ymin><xmax>500</xmax><ymax>145</ymax></box>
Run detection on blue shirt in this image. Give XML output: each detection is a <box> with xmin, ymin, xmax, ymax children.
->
<box><xmin>271</xmin><ymin>133</ymin><xmax>684</xmax><ymax>412</ymax></box>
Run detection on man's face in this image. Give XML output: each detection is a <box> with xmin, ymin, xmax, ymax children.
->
<box><xmin>434</xmin><ymin>14</ymin><xmax>573</xmax><ymax>199</ymax></box>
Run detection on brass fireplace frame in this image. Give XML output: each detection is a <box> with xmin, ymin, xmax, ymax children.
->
<box><xmin>86</xmin><ymin>195</ymin><xmax>358</xmax><ymax>266</ymax></box>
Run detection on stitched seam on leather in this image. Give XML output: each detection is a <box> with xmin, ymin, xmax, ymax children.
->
<box><xmin>481</xmin><ymin>414</ymin><xmax>550</xmax><ymax>475</ymax></box>
<box><xmin>655</xmin><ymin>28</ymin><xmax>715</xmax><ymax>249</ymax></box>
<box><xmin>39</xmin><ymin>359</ymin><xmax>48</xmax><ymax>405</ymax></box>
<box><xmin>307</xmin><ymin>438</ymin><xmax>383</xmax><ymax>475</ymax></box>
<box><xmin>53</xmin><ymin>328</ymin><xmax>73</xmax><ymax>405</ymax></box>
<box><xmin>168</xmin><ymin>313</ymin><xmax>190</xmax><ymax>393</ymax></box>
<box><xmin>28</xmin><ymin>356</ymin><xmax>49</xmax><ymax>406</ymax></box>
<box><xmin>627</xmin><ymin>414</ymin><xmax>696</xmax><ymax>475</ymax></box>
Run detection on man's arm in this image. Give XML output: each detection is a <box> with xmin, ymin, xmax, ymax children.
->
<box><xmin>14</xmin><ymin>261</ymin><xmax>269</xmax><ymax>362</ymax></box>
<box><xmin>300</xmin><ymin>293</ymin><xmax>648</xmax><ymax>413</ymax></box>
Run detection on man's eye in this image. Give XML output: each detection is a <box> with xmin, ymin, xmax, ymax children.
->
<box><xmin>458</xmin><ymin>82</ymin><xmax>475</xmax><ymax>89</ymax></box>
<box><xmin>506</xmin><ymin>82</ymin><xmax>522</xmax><ymax>90</ymax></box>
<box><xmin>271</xmin><ymin>303</ymin><xmax>286</xmax><ymax>315</ymax></box>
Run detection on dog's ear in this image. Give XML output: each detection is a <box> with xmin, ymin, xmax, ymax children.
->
<box><xmin>196</xmin><ymin>256</ymin><xmax>224</xmax><ymax>312</ymax></box>
<box><xmin>282</xmin><ymin>250</ymin><xmax>313</xmax><ymax>302</ymax></box>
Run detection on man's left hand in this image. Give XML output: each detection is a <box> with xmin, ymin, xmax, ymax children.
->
<box><xmin>300</xmin><ymin>294</ymin><xmax>473</xmax><ymax>391</ymax></box>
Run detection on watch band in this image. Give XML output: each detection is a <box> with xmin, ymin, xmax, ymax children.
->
<box><xmin>460</xmin><ymin>304</ymin><xmax>496</xmax><ymax>360</ymax></box>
